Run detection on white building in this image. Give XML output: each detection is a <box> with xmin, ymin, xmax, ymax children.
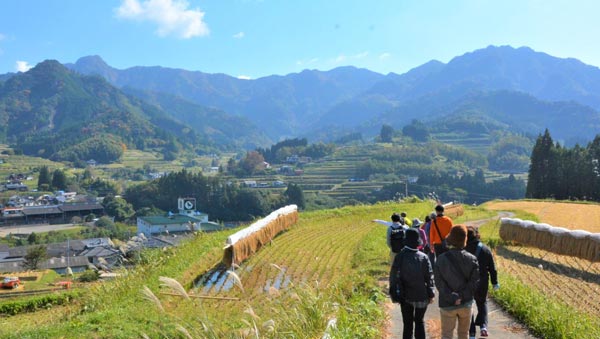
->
<box><xmin>136</xmin><ymin>198</ymin><xmax>210</xmax><ymax>236</ymax></box>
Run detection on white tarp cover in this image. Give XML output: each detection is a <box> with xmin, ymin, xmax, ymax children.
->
<box><xmin>226</xmin><ymin>205</ymin><xmax>297</xmax><ymax>246</ymax></box>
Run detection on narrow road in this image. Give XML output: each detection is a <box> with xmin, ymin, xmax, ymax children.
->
<box><xmin>385</xmin><ymin>211</ymin><xmax>537</xmax><ymax>339</ymax></box>
<box><xmin>0</xmin><ymin>223</ymin><xmax>80</xmax><ymax>237</ymax></box>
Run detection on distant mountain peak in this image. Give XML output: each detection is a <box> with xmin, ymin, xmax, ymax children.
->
<box><xmin>75</xmin><ymin>55</ymin><xmax>110</xmax><ymax>68</ymax></box>
<box><xmin>68</xmin><ymin>55</ymin><xmax>118</xmax><ymax>82</ymax></box>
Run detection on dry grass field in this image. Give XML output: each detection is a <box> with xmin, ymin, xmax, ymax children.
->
<box><xmin>484</xmin><ymin>200</ymin><xmax>600</xmax><ymax>232</ymax></box>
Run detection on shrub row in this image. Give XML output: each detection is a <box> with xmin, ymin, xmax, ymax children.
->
<box><xmin>0</xmin><ymin>292</ymin><xmax>78</xmax><ymax>316</ymax></box>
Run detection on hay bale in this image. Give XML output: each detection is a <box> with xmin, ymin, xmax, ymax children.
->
<box><xmin>222</xmin><ymin>205</ymin><xmax>298</xmax><ymax>267</ymax></box>
<box><xmin>569</xmin><ymin>230</ymin><xmax>592</xmax><ymax>261</ymax></box>
<box><xmin>444</xmin><ymin>203</ymin><xmax>464</xmax><ymax>218</ymax></box>
<box><xmin>500</xmin><ymin>218</ymin><xmax>600</xmax><ymax>262</ymax></box>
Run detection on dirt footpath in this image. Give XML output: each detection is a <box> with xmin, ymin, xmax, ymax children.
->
<box><xmin>385</xmin><ymin>294</ymin><xmax>537</xmax><ymax>339</ymax></box>
<box><xmin>384</xmin><ymin>212</ymin><xmax>537</xmax><ymax>339</ymax></box>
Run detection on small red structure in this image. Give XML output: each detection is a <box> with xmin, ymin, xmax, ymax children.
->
<box><xmin>1</xmin><ymin>277</ymin><xmax>21</xmax><ymax>289</ymax></box>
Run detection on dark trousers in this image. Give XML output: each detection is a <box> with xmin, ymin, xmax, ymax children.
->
<box><xmin>469</xmin><ymin>285</ymin><xmax>489</xmax><ymax>335</ymax></box>
<box><xmin>400</xmin><ymin>301</ymin><xmax>427</xmax><ymax>339</ymax></box>
<box><xmin>427</xmin><ymin>251</ymin><xmax>436</xmax><ymax>267</ymax></box>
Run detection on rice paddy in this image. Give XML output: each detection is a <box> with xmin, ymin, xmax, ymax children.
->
<box><xmin>484</xmin><ymin>200</ymin><xmax>600</xmax><ymax>232</ymax></box>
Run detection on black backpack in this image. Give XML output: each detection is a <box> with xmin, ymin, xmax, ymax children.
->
<box><xmin>390</xmin><ymin>225</ymin><xmax>406</xmax><ymax>253</ymax></box>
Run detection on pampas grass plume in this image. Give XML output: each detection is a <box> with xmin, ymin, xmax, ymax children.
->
<box><xmin>176</xmin><ymin>325</ymin><xmax>193</xmax><ymax>339</ymax></box>
<box><xmin>141</xmin><ymin>285</ymin><xmax>164</xmax><ymax>312</ymax></box>
<box><xmin>226</xmin><ymin>270</ymin><xmax>245</xmax><ymax>292</ymax></box>
<box><xmin>159</xmin><ymin>276</ymin><xmax>190</xmax><ymax>300</ymax></box>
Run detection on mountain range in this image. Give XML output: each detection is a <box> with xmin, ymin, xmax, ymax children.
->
<box><xmin>64</xmin><ymin>45</ymin><xmax>600</xmax><ymax>144</ymax></box>
<box><xmin>2</xmin><ymin>45</ymin><xmax>600</xmax><ymax>163</ymax></box>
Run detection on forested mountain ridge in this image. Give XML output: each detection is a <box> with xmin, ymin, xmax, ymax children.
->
<box><xmin>60</xmin><ymin>46</ymin><xmax>600</xmax><ymax>146</ymax></box>
<box><xmin>66</xmin><ymin>56</ymin><xmax>385</xmax><ymax>139</ymax></box>
<box><xmin>122</xmin><ymin>87</ymin><xmax>271</xmax><ymax>150</ymax></box>
<box><xmin>0</xmin><ymin>61</ymin><xmax>218</xmax><ymax>163</ymax></box>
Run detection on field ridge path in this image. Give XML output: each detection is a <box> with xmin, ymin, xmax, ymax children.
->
<box><xmin>384</xmin><ymin>211</ymin><xmax>539</xmax><ymax>339</ymax></box>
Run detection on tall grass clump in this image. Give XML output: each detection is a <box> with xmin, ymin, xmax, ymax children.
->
<box><xmin>492</xmin><ymin>272</ymin><xmax>600</xmax><ymax>338</ymax></box>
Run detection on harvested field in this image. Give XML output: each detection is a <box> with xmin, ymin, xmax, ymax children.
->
<box><xmin>496</xmin><ymin>244</ymin><xmax>600</xmax><ymax>318</ymax></box>
<box><xmin>484</xmin><ymin>200</ymin><xmax>600</xmax><ymax>232</ymax></box>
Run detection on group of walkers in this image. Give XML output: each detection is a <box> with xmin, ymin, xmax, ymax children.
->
<box><xmin>374</xmin><ymin>205</ymin><xmax>499</xmax><ymax>339</ymax></box>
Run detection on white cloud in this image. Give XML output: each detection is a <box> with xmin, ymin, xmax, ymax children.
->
<box><xmin>334</xmin><ymin>54</ymin><xmax>346</xmax><ymax>63</ymax></box>
<box><xmin>237</xmin><ymin>75</ymin><xmax>251</xmax><ymax>80</ymax></box>
<box><xmin>353</xmin><ymin>51</ymin><xmax>369</xmax><ymax>59</ymax></box>
<box><xmin>233</xmin><ymin>31</ymin><xmax>245</xmax><ymax>39</ymax></box>
<box><xmin>115</xmin><ymin>0</ymin><xmax>209</xmax><ymax>39</ymax></box>
<box><xmin>16</xmin><ymin>61</ymin><xmax>33</xmax><ymax>72</ymax></box>
<box><xmin>379</xmin><ymin>52</ymin><xmax>391</xmax><ymax>60</ymax></box>
<box><xmin>296</xmin><ymin>58</ymin><xmax>319</xmax><ymax>66</ymax></box>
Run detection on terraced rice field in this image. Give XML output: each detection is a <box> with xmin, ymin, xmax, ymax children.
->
<box><xmin>198</xmin><ymin>202</ymin><xmax>433</xmax><ymax>300</ymax></box>
<box><xmin>497</xmin><ymin>245</ymin><xmax>600</xmax><ymax>318</ymax></box>
<box><xmin>485</xmin><ymin>200</ymin><xmax>600</xmax><ymax>232</ymax></box>
<box><xmin>483</xmin><ymin>200</ymin><xmax>600</xmax><ymax>323</ymax></box>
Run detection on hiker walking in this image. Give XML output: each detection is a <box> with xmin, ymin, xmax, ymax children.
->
<box><xmin>373</xmin><ymin>213</ymin><xmax>407</xmax><ymax>264</ymax></box>
<box><xmin>465</xmin><ymin>226</ymin><xmax>499</xmax><ymax>338</ymax></box>
<box><xmin>434</xmin><ymin>225</ymin><xmax>480</xmax><ymax>339</ymax></box>
<box><xmin>411</xmin><ymin>218</ymin><xmax>428</xmax><ymax>252</ymax></box>
<box><xmin>401</xmin><ymin>212</ymin><xmax>413</xmax><ymax>227</ymax></box>
<box><xmin>389</xmin><ymin>228</ymin><xmax>435</xmax><ymax>339</ymax></box>
<box><xmin>430</xmin><ymin>205</ymin><xmax>453</xmax><ymax>258</ymax></box>
<box><xmin>421</xmin><ymin>213</ymin><xmax>437</xmax><ymax>265</ymax></box>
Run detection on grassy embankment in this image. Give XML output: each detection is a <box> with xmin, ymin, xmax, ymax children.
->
<box><xmin>0</xmin><ymin>200</ymin><xmax>452</xmax><ymax>338</ymax></box>
<box><xmin>478</xmin><ymin>201</ymin><xmax>600</xmax><ymax>338</ymax></box>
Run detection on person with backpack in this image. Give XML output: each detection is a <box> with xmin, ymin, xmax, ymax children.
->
<box><xmin>411</xmin><ymin>218</ymin><xmax>428</xmax><ymax>252</ymax></box>
<box><xmin>422</xmin><ymin>213</ymin><xmax>437</xmax><ymax>265</ymax></box>
<box><xmin>373</xmin><ymin>213</ymin><xmax>407</xmax><ymax>264</ymax></box>
<box><xmin>434</xmin><ymin>225</ymin><xmax>480</xmax><ymax>339</ymax></box>
<box><xmin>465</xmin><ymin>226</ymin><xmax>499</xmax><ymax>338</ymax></box>
<box><xmin>389</xmin><ymin>228</ymin><xmax>435</xmax><ymax>339</ymax></box>
<box><xmin>430</xmin><ymin>205</ymin><xmax>453</xmax><ymax>258</ymax></box>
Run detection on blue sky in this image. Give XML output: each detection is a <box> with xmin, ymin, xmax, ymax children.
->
<box><xmin>1</xmin><ymin>0</ymin><xmax>599</xmax><ymax>79</ymax></box>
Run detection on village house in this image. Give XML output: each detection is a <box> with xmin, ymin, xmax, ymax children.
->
<box><xmin>0</xmin><ymin>238</ymin><xmax>120</xmax><ymax>274</ymax></box>
<box><xmin>136</xmin><ymin>198</ymin><xmax>219</xmax><ymax>236</ymax></box>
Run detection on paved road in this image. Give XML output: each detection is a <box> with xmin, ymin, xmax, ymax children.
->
<box><xmin>0</xmin><ymin>223</ymin><xmax>80</xmax><ymax>237</ymax></box>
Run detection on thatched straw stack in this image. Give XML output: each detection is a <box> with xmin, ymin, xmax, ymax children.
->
<box><xmin>500</xmin><ymin>218</ymin><xmax>600</xmax><ymax>262</ymax></box>
<box><xmin>443</xmin><ymin>203</ymin><xmax>464</xmax><ymax>218</ymax></box>
<box><xmin>222</xmin><ymin>205</ymin><xmax>298</xmax><ymax>267</ymax></box>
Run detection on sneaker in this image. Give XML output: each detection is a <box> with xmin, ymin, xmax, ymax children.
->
<box><xmin>480</xmin><ymin>327</ymin><xmax>489</xmax><ymax>337</ymax></box>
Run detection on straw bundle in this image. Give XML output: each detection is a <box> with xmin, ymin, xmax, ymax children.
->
<box><xmin>500</xmin><ymin>218</ymin><xmax>600</xmax><ymax>262</ymax></box>
<box><xmin>443</xmin><ymin>203</ymin><xmax>464</xmax><ymax>218</ymax></box>
<box><xmin>222</xmin><ymin>205</ymin><xmax>298</xmax><ymax>267</ymax></box>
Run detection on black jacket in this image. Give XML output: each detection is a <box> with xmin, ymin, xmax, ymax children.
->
<box><xmin>389</xmin><ymin>247</ymin><xmax>435</xmax><ymax>303</ymax></box>
<box><xmin>434</xmin><ymin>248</ymin><xmax>479</xmax><ymax>308</ymax></box>
<box><xmin>465</xmin><ymin>239</ymin><xmax>498</xmax><ymax>289</ymax></box>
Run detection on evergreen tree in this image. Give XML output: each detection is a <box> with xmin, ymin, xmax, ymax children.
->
<box><xmin>588</xmin><ymin>136</ymin><xmax>600</xmax><ymax>200</ymax></box>
<box><xmin>37</xmin><ymin>166</ymin><xmax>51</xmax><ymax>190</ymax></box>
<box><xmin>51</xmin><ymin>169</ymin><xmax>68</xmax><ymax>191</ymax></box>
<box><xmin>284</xmin><ymin>183</ymin><xmax>306</xmax><ymax>210</ymax></box>
<box><xmin>380</xmin><ymin>124</ymin><xmax>394</xmax><ymax>143</ymax></box>
<box><xmin>526</xmin><ymin>129</ymin><xmax>558</xmax><ymax>198</ymax></box>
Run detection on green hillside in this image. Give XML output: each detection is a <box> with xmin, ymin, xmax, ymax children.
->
<box><xmin>0</xmin><ymin>201</ymin><xmax>444</xmax><ymax>338</ymax></box>
<box><xmin>0</xmin><ymin>61</ymin><xmax>212</xmax><ymax>164</ymax></box>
